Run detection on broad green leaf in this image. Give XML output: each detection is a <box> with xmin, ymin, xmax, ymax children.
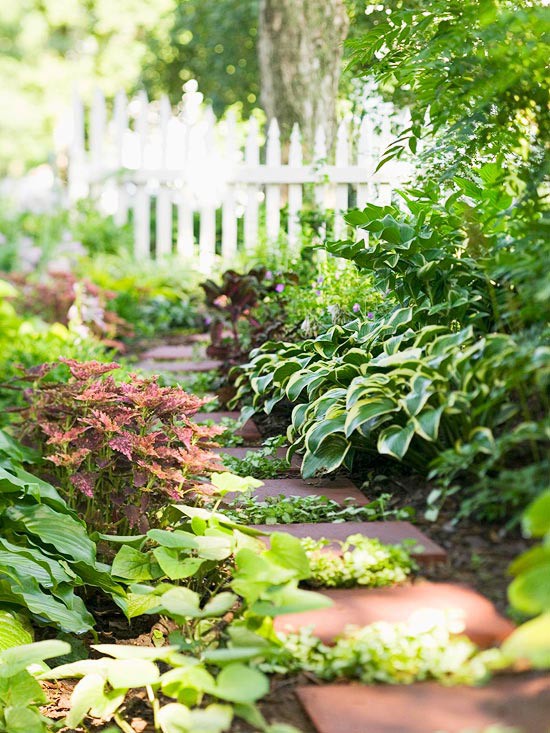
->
<box><xmin>209</xmin><ymin>472</ymin><xmax>263</xmax><ymax>496</ymax></box>
<box><xmin>160</xmin><ymin>587</ymin><xmax>201</xmax><ymax>618</ymax></box>
<box><xmin>412</xmin><ymin>406</ymin><xmax>443</xmax><ymax>442</ymax></box>
<box><xmin>147</xmin><ymin>530</ymin><xmax>198</xmax><ymax>550</ymax></box>
<box><xmin>345</xmin><ymin>397</ymin><xmax>396</xmax><ymax>437</ymax></box>
<box><xmin>106</xmin><ymin>659</ymin><xmax>160</xmax><ymax>688</ymax></box>
<box><xmin>508</xmin><ymin>562</ymin><xmax>550</xmax><ymax>615</ymax></box>
<box><xmin>0</xmin><ymin>610</ymin><xmax>33</xmax><ymax>651</ymax></box>
<box><xmin>301</xmin><ymin>435</ymin><xmax>351</xmax><ymax>478</ymax></box>
<box><xmin>126</xmin><ymin>592</ymin><xmax>163</xmax><ymax>619</ymax></box>
<box><xmin>252</xmin><ymin>586</ymin><xmax>333</xmax><ymax>616</ymax></box>
<box><xmin>214</xmin><ymin>663</ymin><xmax>269</xmax><ymax>703</ymax></box>
<box><xmin>265</xmin><ymin>534</ymin><xmax>310</xmax><ymax>579</ymax></box>
<box><xmin>202</xmin><ymin>592</ymin><xmax>238</xmax><ymax>617</ymax></box>
<box><xmin>65</xmin><ymin>673</ymin><xmax>107</xmax><ymax>728</ymax></box>
<box><xmin>153</xmin><ymin>548</ymin><xmax>204</xmax><ymax>580</ymax></box>
<box><xmin>112</xmin><ymin>546</ymin><xmax>158</xmax><ymax>581</ymax></box>
<box><xmin>305</xmin><ymin>414</ymin><xmax>346</xmax><ymax>454</ymax></box>
<box><xmin>0</xmin><ymin>640</ymin><xmax>71</xmax><ymax>677</ymax></box>
<box><xmin>501</xmin><ymin>614</ymin><xmax>550</xmax><ymax>669</ymax></box>
<box><xmin>3</xmin><ymin>704</ymin><xmax>46</xmax><ymax>733</ymax></box>
<box><xmin>509</xmin><ymin>545</ymin><xmax>550</xmax><ymax>577</ymax></box>
<box><xmin>377</xmin><ymin>423</ymin><xmax>415</xmax><ymax>460</ymax></box>
<box><xmin>523</xmin><ymin>491</ymin><xmax>550</xmax><ymax>538</ymax></box>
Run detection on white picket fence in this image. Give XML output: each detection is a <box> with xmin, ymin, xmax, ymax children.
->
<box><xmin>62</xmin><ymin>83</ymin><xmax>411</xmax><ymax>271</ymax></box>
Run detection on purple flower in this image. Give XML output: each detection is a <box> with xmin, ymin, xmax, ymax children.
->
<box><xmin>315</xmin><ymin>290</ymin><xmax>322</xmax><ymax>296</ymax></box>
<box><xmin>367</xmin><ymin>311</ymin><xmax>374</xmax><ymax>319</ymax></box>
<box><xmin>317</xmin><ymin>276</ymin><xmax>325</xmax><ymax>285</ymax></box>
<box><xmin>352</xmin><ymin>303</ymin><xmax>360</xmax><ymax>313</ymax></box>
<box><xmin>275</xmin><ymin>283</ymin><xmax>285</xmax><ymax>293</ymax></box>
<box><xmin>265</xmin><ymin>270</ymin><xmax>273</xmax><ymax>280</ymax></box>
<box><xmin>204</xmin><ymin>315</ymin><xmax>212</xmax><ymax>326</ymax></box>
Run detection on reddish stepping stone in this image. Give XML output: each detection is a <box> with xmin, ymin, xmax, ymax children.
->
<box><xmin>195</xmin><ymin>411</ymin><xmax>262</xmax><ymax>442</ymax></box>
<box><xmin>223</xmin><ymin>477</ymin><xmax>368</xmax><ymax>506</ymax></box>
<box><xmin>137</xmin><ymin>359</ymin><xmax>222</xmax><ymax>373</ymax></box>
<box><xmin>141</xmin><ymin>344</ymin><xmax>196</xmax><ymax>360</ymax></box>
<box><xmin>297</xmin><ymin>676</ymin><xmax>550</xmax><ymax>733</ymax></box>
<box><xmin>274</xmin><ymin>581</ymin><xmax>514</xmax><ymax>648</ymax></box>
<box><xmin>254</xmin><ymin>521</ymin><xmax>446</xmax><ymax>564</ymax></box>
<box><xmin>212</xmin><ymin>446</ymin><xmax>302</xmax><ymax>474</ymax></box>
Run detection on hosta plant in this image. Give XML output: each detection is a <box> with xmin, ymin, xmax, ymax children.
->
<box><xmin>0</xmin><ymin>435</ymin><xmax>125</xmax><ymax>633</ymax></box>
<box><xmin>16</xmin><ymin>359</ymin><xmax>223</xmax><ymax>532</ymax></box>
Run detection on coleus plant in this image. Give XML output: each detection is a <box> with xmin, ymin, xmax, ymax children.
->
<box><xmin>16</xmin><ymin>359</ymin><xmax>223</xmax><ymax>533</ymax></box>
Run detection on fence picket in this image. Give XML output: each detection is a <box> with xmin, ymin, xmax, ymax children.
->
<box><xmin>244</xmin><ymin>116</ymin><xmax>260</xmax><ymax>251</ymax></box>
<box><xmin>68</xmin><ymin>91</ymin><xmax>86</xmax><ymax>202</ymax></box>
<box><xmin>287</xmin><ymin>123</ymin><xmax>303</xmax><ymax>251</ymax></box>
<box><xmin>155</xmin><ymin>95</ymin><xmax>173</xmax><ymax>257</ymax></box>
<box><xmin>134</xmin><ymin>90</ymin><xmax>150</xmax><ymax>259</ymax></box>
<box><xmin>334</xmin><ymin>120</ymin><xmax>350</xmax><ymax>240</ymax></box>
<box><xmin>265</xmin><ymin>118</ymin><xmax>281</xmax><ymax>243</ymax></box>
<box><xmin>221</xmin><ymin>111</ymin><xmax>238</xmax><ymax>261</ymax></box>
<box><xmin>112</xmin><ymin>91</ymin><xmax>129</xmax><ymax>225</ymax></box>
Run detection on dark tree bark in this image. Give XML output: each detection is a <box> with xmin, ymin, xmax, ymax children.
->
<box><xmin>258</xmin><ymin>0</ymin><xmax>349</xmax><ymax>156</ymax></box>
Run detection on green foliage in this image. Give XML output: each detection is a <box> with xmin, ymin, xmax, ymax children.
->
<box><xmin>44</xmin><ymin>643</ymin><xmax>297</xmax><ymax>733</ymax></box>
<box><xmin>302</xmin><ymin>534</ymin><xmax>415</xmax><ymax>589</ymax></box>
<box><xmin>502</xmin><ymin>492</ymin><xmax>550</xmax><ymax>670</ymax></box>
<box><xmin>275</xmin><ymin>611</ymin><xmax>503</xmax><ymax>684</ymax></box>
<box><xmin>0</xmin><ymin>431</ymin><xmax>124</xmax><ymax>633</ymax></box>
<box><xmin>0</xmin><ymin>639</ymin><xmax>70</xmax><ymax>733</ymax></box>
<box><xmin>200</xmin><ymin>418</ymin><xmax>245</xmax><ymax>448</ymax></box>
<box><xmin>219</xmin><ymin>437</ymin><xmax>289</xmax><ymax>479</ymax></box>
<box><xmin>213</xmin><ymin>493</ymin><xmax>412</xmax><ymax>526</ymax></box>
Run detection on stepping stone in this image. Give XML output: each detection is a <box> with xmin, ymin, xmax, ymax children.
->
<box><xmin>273</xmin><ymin>581</ymin><xmax>515</xmax><ymax>648</ymax></box>
<box><xmin>194</xmin><ymin>411</ymin><xmax>262</xmax><ymax>442</ymax></box>
<box><xmin>254</xmin><ymin>521</ymin><xmax>446</xmax><ymax>564</ymax></box>
<box><xmin>296</xmin><ymin>675</ymin><xmax>550</xmax><ymax>733</ymax></box>
<box><xmin>212</xmin><ymin>446</ymin><xmax>302</xmax><ymax>474</ymax></box>
<box><xmin>137</xmin><ymin>359</ymin><xmax>223</xmax><ymax>373</ymax></box>
<box><xmin>224</xmin><ymin>477</ymin><xmax>369</xmax><ymax>506</ymax></box>
<box><xmin>141</xmin><ymin>344</ymin><xmax>196</xmax><ymax>360</ymax></box>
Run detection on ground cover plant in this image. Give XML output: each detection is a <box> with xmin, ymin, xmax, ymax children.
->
<box><xmin>218</xmin><ymin>436</ymin><xmax>290</xmax><ymax>478</ymax></box>
<box><xmin>212</xmin><ymin>493</ymin><xmax>412</xmax><ymax>525</ymax></box>
<box><xmin>14</xmin><ymin>359</ymin><xmax>223</xmax><ymax>533</ymax></box>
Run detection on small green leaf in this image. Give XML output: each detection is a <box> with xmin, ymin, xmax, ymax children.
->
<box><xmin>112</xmin><ymin>546</ymin><xmax>158</xmax><ymax>581</ymax></box>
<box><xmin>214</xmin><ymin>663</ymin><xmax>269</xmax><ymax>703</ymax></box>
<box><xmin>377</xmin><ymin>423</ymin><xmax>415</xmax><ymax>460</ymax></box>
<box><xmin>523</xmin><ymin>491</ymin><xmax>550</xmax><ymax>538</ymax></box>
<box><xmin>501</xmin><ymin>614</ymin><xmax>550</xmax><ymax>669</ymax></box>
<box><xmin>508</xmin><ymin>562</ymin><xmax>550</xmax><ymax>615</ymax></box>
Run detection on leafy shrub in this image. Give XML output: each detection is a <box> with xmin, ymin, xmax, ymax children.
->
<box><xmin>0</xmin><ymin>432</ymin><xmax>124</xmax><ymax>633</ymax></box>
<box><xmin>219</xmin><ymin>436</ymin><xmax>290</xmax><ymax>478</ymax></box>
<box><xmin>302</xmin><ymin>534</ymin><xmax>415</xmax><ymax>589</ymax></box>
<box><xmin>16</xmin><ymin>360</ymin><xmax>222</xmax><ymax>532</ymax></box>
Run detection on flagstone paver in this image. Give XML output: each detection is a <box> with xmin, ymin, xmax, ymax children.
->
<box><xmin>254</xmin><ymin>521</ymin><xmax>446</xmax><ymax>563</ymax></box>
<box><xmin>141</xmin><ymin>344</ymin><xmax>196</xmax><ymax>360</ymax></box>
<box><xmin>273</xmin><ymin>581</ymin><xmax>514</xmax><ymax>647</ymax></box>
<box><xmin>194</xmin><ymin>411</ymin><xmax>262</xmax><ymax>442</ymax></box>
<box><xmin>224</xmin><ymin>476</ymin><xmax>369</xmax><ymax>505</ymax></box>
<box><xmin>296</xmin><ymin>676</ymin><xmax>550</xmax><ymax>733</ymax></box>
<box><xmin>138</xmin><ymin>359</ymin><xmax>223</xmax><ymax>373</ymax></box>
<box><xmin>212</xmin><ymin>446</ymin><xmax>302</xmax><ymax>474</ymax></box>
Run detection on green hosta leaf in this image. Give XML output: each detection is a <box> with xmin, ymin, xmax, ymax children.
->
<box><xmin>201</xmin><ymin>592</ymin><xmax>238</xmax><ymax>617</ymax></box>
<box><xmin>214</xmin><ymin>663</ymin><xmax>269</xmax><ymax>703</ymax></box>
<box><xmin>194</xmin><ymin>534</ymin><xmax>234</xmax><ymax>561</ymax></box>
<box><xmin>377</xmin><ymin>423</ymin><xmax>415</xmax><ymax>460</ymax></box>
<box><xmin>508</xmin><ymin>562</ymin><xmax>550</xmax><ymax>615</ymax></box>
<box><xmin>3</xmin><ymin>704</ymin><xmax>46</xmax><ymax>733</ymax></box>
<box><xmin>402</xmin><ymin>376</ymin><xmax>433</xmax><ymax>416</ymax></box>
<box><xmin>159</xmin><ymin>587</ymin><xmax>201</xmax><ymax>617</ymax></box>
<box><xmin>273</xmin><ymin>360</ymin><xmax>302</xmax><ymax>385</ymax></box>
<box><xmin>509</xmin><ymin>546</ymin><xmax>550</xmax><ymax>577</ymax></box>
<box><xmin>4</xmin><ymin>504</ymin><xmax>96</xmax><ymax>565</ymax></box>
<box><xmin>345</xmin><ymin>397</ymin><xmax>396</xmax><ymax>437</ymax></box>
<box><xmin>384</xmin><ymin>307</ymin><xmax>414</xmax><ymax>330</ymax></box>
<box><xmin>112</xmin><ymin>546</ymin><xmax>160</xmax><ymax>581</ymax></box>
<box><xmin>305</xmin><ymin>414</ymin><xmax>346</xmax><ymax>454</ymax></box>
<box><xmin>126</xmin><ymin>592</ymin><xmax>163</xmax><ymax>619</ymax></box>
<box><xmin>412</xmin><ymin>406</ymin><xmax>444</xmax><ymax>442</ymax></box>
<box><xmin>501</xmin><ymin>614</ymin><xmax>550</xmax><ymax>669</ymax></box>
<box><xmin>301</xmin><ymin>435</ymin><xmax>351</xmax><ymax>478</ymax></box>
<box><xmin>153</xmin><ymin>549</ymin><xmax>204</xmax><ymax>580</ymax></box>
<box><xmin>0</xmin><ymin>611</ymin><xmax>33</xmax><ymax>651</ymax></box>
<box><xmin>523</xmin><ymin>491</ymin><xmax>550</xmax><ymax>538</ymax></box>
<box><xmin>93</xmin><ymin>644</ymin><xmax>179</xmax><ymax>661</ymax></box>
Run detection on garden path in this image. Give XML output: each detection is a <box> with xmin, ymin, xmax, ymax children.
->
<box><xmin>138</xmin><ymin>339</ymin><xmax>550</xmax><ymax>733</ymax></box>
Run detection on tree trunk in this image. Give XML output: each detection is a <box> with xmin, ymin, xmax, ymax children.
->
<box><xmin>258</xmin><ymin>0</ymin><xmax>349</xmax><ymax>156</ymax></box>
